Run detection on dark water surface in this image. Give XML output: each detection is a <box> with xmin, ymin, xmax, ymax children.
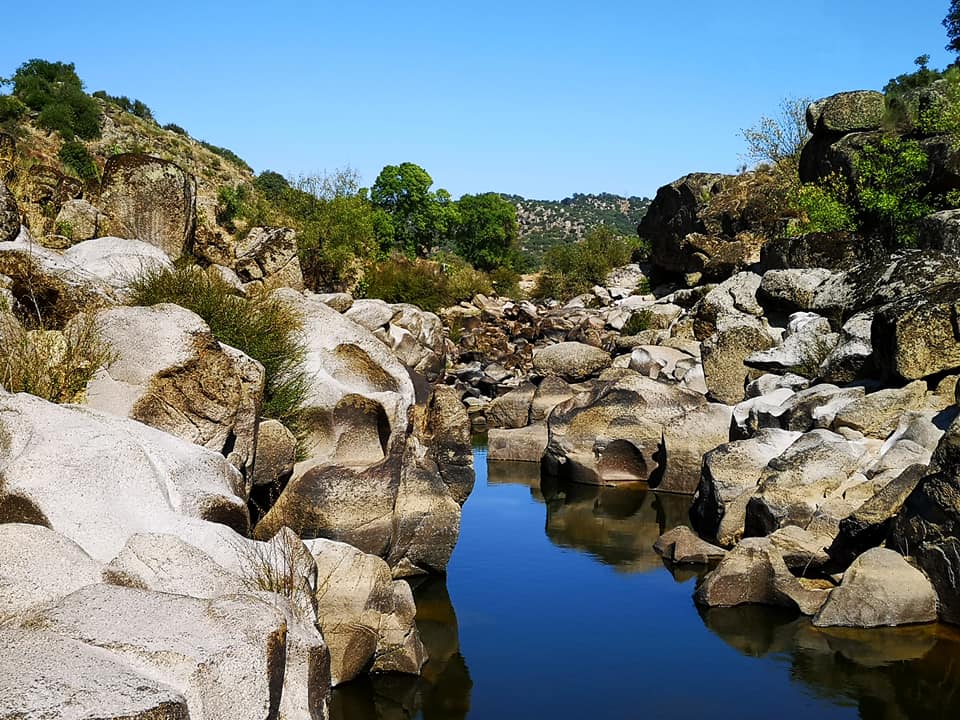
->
<box><xmin>332</xmin><ymin>447</ymin><xmax>960</xmax><ymax>719</ymax></box>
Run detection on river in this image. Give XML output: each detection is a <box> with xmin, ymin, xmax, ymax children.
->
<box><xmin>332</xmin><ymin>445</ymin><xmax>960</xmax><ymax>719</ymax></box>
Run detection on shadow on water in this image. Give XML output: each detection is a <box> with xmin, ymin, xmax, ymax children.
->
<box><xmin>330</xmin><ymin>577</ymin><xmax>472</xmax><ymax>720</ymax></box>
<box><xmin>700</xmin><ymin>598</ymin><xmax>960</xmax><ymax>718</ymax></box>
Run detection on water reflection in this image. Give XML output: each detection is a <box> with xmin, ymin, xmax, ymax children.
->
<box><xmin>330</xmin><ymin>578</ymin><xmax>472</xmax><ymax>720</ymax></box>
<box><xmin>700</xmin><ymin>604</ymin><xmax>960</xmax><ymax>719</ymax></box>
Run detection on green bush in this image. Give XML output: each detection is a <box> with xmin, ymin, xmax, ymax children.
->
<box><xmin>789</xmin><ymin>173</ymin><xmax>856</xmax><ymax>236</ymax></box>
<box><xmin>12</xmin><ymin>59</ymin><xmax>101</xmax><ymax>140</ymax></box>
<box><xmin>446</xmin><ymin>262</ymin><xmax>494</xmax><ymax>301</ymax></box>
<box><xmin>0</xmin><ymin>94</ymin><xmax>27</xmax><ymax>123</ymax></box>
<box><xmin>199</xmin><ymin>140</ymin><xmax>252</xmax><ymax>172</ymax></box>
<box><xmin>58</xmin><ymin>141</ymin><xmax>98</xmax><ymax>182</ymax></box>
<box><xmin>129</xmin><ymin>266</ymin><xmax>309</xmax><ymax>430</ymax></box>
<box><xmin>163</xmin><ymin>122</ymin><xmax>188</xmax><ymax>136</ymax></box>
<box><xmin>621</xmin><ymin>310</ymin><xmax>652</xmax><ymax>336</ymax></box>
<box><xmin>92</xmin><ymin>91</ymin><xmax>155</xmax><ymax>122</ymax></box>
<box><xmin>533</xmin><ymin>226</ymin><xmax>638</xmax><ymax>301</ymax></box>
<box><xmin>361</xmin><ymin>255</ymin><xmax>450</xmax><ymax>312</ymax></box>
<box><xmin>0</xmin><ymin>313</ymin><xmax>116</xmax><ymax>404</ymax></box>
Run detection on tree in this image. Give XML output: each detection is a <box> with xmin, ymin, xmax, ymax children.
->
<box><xmin>11</xmin><ymin>59</ymin><xmax>101</xmax><ymax>140</ymax></box>
<box><xmin>453</xmin><ymin>193</ymin><xmax>519</xmax><ymax>271</ymax></box>
<box><xmin>740</xmin><ymin>96</ymin><xmax>811</xmax><ymax>168</ymax></box>
<box><xmin>370</xmin><ymin>162</ymin><xmax>454</xmax><ymax>256</ymax></box>
<box><xmin>946</xmin><ymin>1</ymin><xmax>960</xmax><ymax>55</ymax></box>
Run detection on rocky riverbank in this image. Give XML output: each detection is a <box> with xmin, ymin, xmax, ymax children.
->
<box><xmin>444</xmin><ymin>91</ymin><xmax>960</xmax><ymax>633</ymax></box>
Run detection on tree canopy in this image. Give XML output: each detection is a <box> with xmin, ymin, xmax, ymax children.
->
<box><xmin>453</xmin><ymin>193</ymin><xmax>519</xmax><ymax>271</ymax></box>
<box><xmin>11</xmin><ymin>59</ymin><xmax>101</xmax><ymax>140</ymax></box>
<box><xmin>946</xmin><ymin>1</ymin><xmax>960</xmax><ymax>55</ymax></box>
<box><xmin>370</xmin><ymin>162</ymin><xmax>456</xmax><ymax>257</ymax></box>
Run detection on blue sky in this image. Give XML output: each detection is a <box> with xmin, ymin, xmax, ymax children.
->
<box><xmin>1</xmin><ymin>1</ymin><xmax>955</xmax><ymax>199</ymax></box>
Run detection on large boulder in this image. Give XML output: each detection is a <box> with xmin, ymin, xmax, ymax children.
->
<box><xmin>85</xmin><ymin>303</ymin><xmax>265</xmax><ymax>484</ymax></box>
<box><xmin>872</xmin><ymin>280</ymin><xmax>960</xmax><ymax>380</ymax></box>
<box><xmin>759</xmin><ymin>232</ymin><xmax>864</xmax><ymax>272</ymax></box>
<box><xmin>653</xmin><ymin>526</ymin><xmax>726</xmax><ymax>564</ymax></box>
<box><xmin>690</xmin><ymin>429</ymin><xmax>803</xmax><ymax>545</ymax></box>
<box><xmin>831</xmin><ymin>381</ymin><xmax>927</xmax><ymax>439</ymax></box>
<box><xmin>532</xmin><ymin>341</ymin><xmax>611</xmax><ymax>381</ymax></box>
<box><xmin>54</xmin><ymin>199</ymin><xmax>103</xmax><ymax>244</ymax></box>
<box><xmin>806</xmin><ymin>91</ymin><xmax>886</xmax><ymax>134</ymax></box>
<box><xmin>99</xmin><ymin>153</ymin><xmax>196</xmax><ymax>259</ymax></box>
<box><xmin>488</xmin><ymin>425</ymin><xmax>549</xmax><ymax>463</ymax></box>
<box><xmin>0</xmin><ymin>181</ymin><xmax>20</xmax><ymax>243</ymax></box>
<box><xmin>656</xmin><ymin>402</ymin><xmax>732</xmax><ymax>494</ymax></box>
<box><xmin>744</xmin><ymin>429</ymin><xmax>874</xmax><ymax>537</ymax></box>
<box><xmin>890</xmin><ymin>414</ymin><xmax>960</xmax><ymax>625</ymax></box>
<box><xmin>544</xmin><ymin>370</ymin><xmax>707</xmax><ymax>485</ymax></box>
<box><xmin>0</xmin><ymin>523</ymin><xmax>103</xmax><ymax>621</ymax></box>
<box><xmin>0</xmin><ymin>392</ymin><xmax>250</xmax><ymax>562</ymax></box>
<box><xmin>813</xmin><ymin>548</ymin><xmax>938</xmax><ymax>628</ymax></box>
<box><xmin>14</xmin><ymin>584</ymin><xmax>292</xmax><ymax>720</ymax></box>
<box><xmin>306</xmin><ymin>538</ymin><xmax>426</xmax><ymax>685</ymax></box>
<box><xmin>234</xmin><ymin>226</ymin><xmax>304</xmax><ymax>292</ymax></box>
<box><xmin>694</xmin><ymin>537</ymin><xmax>830</xmax><ymax>615</ymax></box>
<box><xmin>486</xmin><ymin>381</ymin><xmax>536</xmax><ymax>428</ymax></box>
<box><xmin>918</xmin><ymin>208</ymin><xmax>960</xmax><ymax>254</ymax></box>
<box><xmin>62</xmin><ymin>236</ymin><xmax>173</xmax><ymax>297</ymax></box>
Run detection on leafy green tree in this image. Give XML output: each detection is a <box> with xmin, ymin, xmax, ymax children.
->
<box><xmin>370</xmin><ymin>162</ymin><xmax>455</xmax><ymax>256</ymax></box>
<box><xmin>453</xmin><ymin>192</ymin><xmax>519</xmax><ymax>271</ymax></box>
<box><xmin>12</xmin><ymin>59</ymin><xmax>101</xmax><ymax>140</ymax></box>
<box><xmin>946</xmin><ymin>1</ymin><xmax>960</xmax><ymax>55</ymax></box>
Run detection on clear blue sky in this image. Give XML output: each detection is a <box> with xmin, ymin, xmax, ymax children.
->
<box><xmin>1</xmin><ymin>1</ymin><xmax>955</xmax><ymax>199</ymax></box>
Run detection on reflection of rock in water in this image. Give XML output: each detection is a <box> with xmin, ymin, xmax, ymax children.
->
<box><xmin>487</xmin><ymin>460</ymin><xmax>544</xmax><ymax>503</ymax></box>
<box><xmin>330</xmin><ymin>577</ymin><xmax>472</xmax><ymax>720</ymax></box>
<box><xmin>699</xmin><ymin>604</ymin><xmax>960</xmax><ymax>718</ymax></box>
<box><xmin>542</xmin><ymin>478</ymin><xmax>694</xmax><ymax>576</ymax></box>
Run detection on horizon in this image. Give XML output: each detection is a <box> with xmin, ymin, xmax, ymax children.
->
<box><xmin>1</xmin><ymin>1</ymin><xmax>955</xmax><ymax>200</ymax></box>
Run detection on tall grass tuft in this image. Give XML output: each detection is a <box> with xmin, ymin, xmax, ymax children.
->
<box><xmin>128</xmin><ymin>266</ymin><xmax>310</xmax><ymax>432</ymax></box>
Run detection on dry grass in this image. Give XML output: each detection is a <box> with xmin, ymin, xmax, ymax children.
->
<box><xmin>234</xmin><ymin>528</ymin><xmax>316</xmax><ymax>620</ymax></box>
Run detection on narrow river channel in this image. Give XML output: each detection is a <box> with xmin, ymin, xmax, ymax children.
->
<box><xmin>332</xmin><ymin>445</ymin><xmax>960</xmax><ymax>719</ymax></box>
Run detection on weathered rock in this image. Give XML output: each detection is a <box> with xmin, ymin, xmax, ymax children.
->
<box><xmin>0</xmin><ymin>524</ymin><xmax>103</xmax><ymax>621</ymax></box>
<box><xmin>0</xmin><ymin>392</ymin><xmax>249</xmax><ymax>562</ymax></box>
<box><xmin>829</xmin><ymin>464</ymin><xmax>927</xmax><ymax>566</ymax></box>
<box><xmin>488</xmin><ymin>425</ymin><xmax>549</xmax><ymax>462</ymax></box>
<box><xmin>653</xmin><ymin>526</ymin><xmax>726</xmax><ymax>564</ymax></box>
<box><xmin>806</xmin><ymin>91</ymin><xmax>885</xmax><ymax>134</ymax></box>
<box><xmin>0</xmin><ymin>182</ymin><xmax>19</xmax><ymax>243</ymax></box>
<box><xmin>486</xmin><ymin>381</ymin><xmax>536</xmax><ymax>428</ymax></box>
<box><xmin>890</xmin><ymin>414</ymin><xmax>960</xmax><ymax>625</ymax></box>
<box><xmin>306</xmin><ymin>538</ymin><xmax>426</xmax><ymax>685</ymax></box>
<box><xmin>701</xmin><ymin>320</ymin><xmax>779</xmax><ymax>404</ymax></box>
<box><xmin>532</xmin><ymin>341</ymin><xmax>611</xmax><ymax>381</ymax></box>
<box><xmin>0</xmin><ymin>626</ymin><xmax>191</xmax><ymax>720</ymax></box>
<box><xmin>819</xmin><ymin>311</ymin><xmax>874</xmax><ymax>383</ymax></box>
<box><xmin>99</xmin><ymin>153</ymin><xmax>196</xmax><ymax>259</ymax></box>
<box><xmin>745</xmin><ymin>312</ymin><xmax>839</xmax><ymax>379</ymax></box>
<box><xmin>530</xmin><ymin>375</ymin><xmax>576</xmax><ymax>423</ymax></box>
<box><xmin>85</xmin><ymin>303</ymin><xmax>265</xmax><ymax>483</ymax></box>
<box><xmin>832</xmin><ymin>381</ymin><xmax>927</xmax><ymax>439</ymax></box>
<box><xmin>768</xmin><ymin>525</ymin><xmax>831</xmax><ymax>571</ymax></box>
<box><xmin>54</xmin><ymin>198</ymin><xmax>102</xmax><ymax>243</ymax></box>
<box><xmin>17</xmin><ymin>584</ymin><xmax>290</xmax><ymax>720</ymax></box>
<box><xmin>691</xmin><ymin>429</ymin><xmax>803</xmax><ymax>545</ymax></box>
<box><xmin>744</xmin><ymin>429</ymin><xmax>873</xmax><ymax>537</ymax></box>
<box><xmin>731</xmin><ymin>387</ymin><xmax>795</xmax><ymax>439</ymax></box>
<box><xmin>62</xmin><ymin>236</ymin><xmax>173</xmax><ymax>296</ymax></box>
<box><xmin>417</xmin><ymin>384</ymin><xmax>475</xmax><ymax>506</ymax></box>
<box><xmin>759</xmin><ymin>232</ymin><xmax>863</xmax><ymax>272</ymax></box>
<box><xmin>657</xmin><ymin>402</ymin><xmax>732</xmax><ymax>494</ymax></box>
<box><xmin>379</xmin><ymin>303</ymin><xmax>448</xmax><ymax>380</ymax></box>
<box><xmin>758</xmin><ymin>268</ymin><xmax>837</xmax><ymax>313</ymax></box>
<box><xmin>777</xmin><ymin>383</ymin><xmax>865</xmax><ymax>432</ymax></box>
<box><xmin>872</xmin><ymin>281</ymin><xmax>960</xmax><ymax>380</ymax></box>
<box><xmin>545</xmin><ymin>371</ymin><xmax>706</xmax><ymax>485</ymax></box>
<box><xmin>695</xmin><ymin>537</ymin><xmax>830</xmax><ymax>615</ymax></box>
<box><xmin>813</xmin><ymin>548</ymin><xmax>937</xmax><ymax>627</ymax></box>
<box><xmin>919</xmin><ymin>208</ymin><xmax>960</xmax><ymax>254</ymax></box>
<box><xmin>234</xmin><ymin>225</ymin><xmax>304</xmax><ymax>292</ymax></box>
<box><xmin>316</xmin><ymin>292</ymin><xmax>354</xmax><ymax>313</ymax></box>
<box><xmin>252</xmin><ymin>419</ymin><xmax>297</xmax><ymax>487</ymax></box>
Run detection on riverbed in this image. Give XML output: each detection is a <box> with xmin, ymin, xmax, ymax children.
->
<box><xmin>332</xmin><ymin>446</ymin><xmax>960</xmax><ymax>719</ymax></box>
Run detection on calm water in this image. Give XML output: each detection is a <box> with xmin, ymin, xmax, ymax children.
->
<box><xmin>332</xmin><ymin>446</ymin><xmax>960</xmax><ymax>720</ymax></box>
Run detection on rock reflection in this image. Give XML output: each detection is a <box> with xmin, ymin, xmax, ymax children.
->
<box><xmin>541</xmin><ymin>474</ymin><xmax>694</xmax><ymax>576</ymax></box>
<box><xmin>700</xmin><ymin>605</ymin><xmax>960</xmax><ymax>718</ymax></box>
<box><xmin>330</xmin><ymin>577</ymin><xmax>472</xmax><ymax>720</ymax></box>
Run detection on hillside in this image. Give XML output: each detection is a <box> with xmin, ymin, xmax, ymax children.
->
<box><xmin>503</xmin><ymin>192</ymin><xmax>650</xmax><ymax>265</ymax></box>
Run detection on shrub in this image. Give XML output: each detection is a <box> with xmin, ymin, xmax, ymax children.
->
<box><xmin>0</xmin><ymin>94</ymin><xmax>27</xmax><ymax>123</ymax></box>
<box><xmin>128</xmin><ymin>266</ymin><xmax>309</xmax><ymax>430</ymax></box>
<box><xmin>361</xmin><ymin>255</ymin><xmax>450</xmax><ymax>312</ymax></box>
<box><xmin>446</xmin><ymin>262</ymin><xmax>494</xmax><ymax>302</ymax></box>
<box><xmin>92</xmin><ymin>91</ymin><xmax>155</xmax><ymax>122</ymax></box>
<box><xmin>740</xmin><ymin>96</ymin><xmax>811</xmax><ymax>168</ymax></box>
<box><xmin>163</xmin><ymin>122</ymin><xmax>188</xmax><ymax>136</ymax></box>
<box><xmin>532</xmin><ymin>226</ymin><xmax>638</xmax><ymax>301</ymax></box>
<box><xmin>621</xmin><ymin>309</ymin><xmax>652</xmax><ymax>336</ymax></box>
<box><xmin>0</xmin><ymin>313</ymin><xmax>116</xmax><ymax>403</ymax></box>
<box><xmin>233</xmin><ymin>530</ymin><xmax>314</xmax><ymax>620</ymax></box>
<box><xmin>789</xmin><ymin>173</ymin><xmax>856</xmax><ymax>236</ymax></box>
<box><xmin>58</xmin><ymin>140</ymin><xmax>98</xmax><ymax>182</ymax></box>
<box><xmin>12</xmin><ymin>59</ymin><xmax>101</xmax><ymax>140</ymax></box>
<box><xmin>198</xmin><ymin>140</ymin><xmax>252</xmax><ymax>172</ymax></box>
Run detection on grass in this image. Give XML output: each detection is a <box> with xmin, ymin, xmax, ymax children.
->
<box><xmin>233</xmin><ymin>528</ymin><xmax>315</xmax><ymax>620</ymax></box>
<box><xmin>0</xmin><ymin>313</ymin><xmax>116</xmax><ymax>403</ymax></box>
<box><xmin>128</xmin><ymin>265</ymin><xmax>310</xmax><ymax>432</ymax></box>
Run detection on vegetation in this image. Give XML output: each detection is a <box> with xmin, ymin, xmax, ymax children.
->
<box><xmin>533</xmin><ymin>226</ymin><xmax>639</xmax><ymax>301</ymax></box>
<box><xmin>92</xmin><ymin>91</ymin><xmax>155</xmax><ymax>122</ymax></box>
<box><xmin>128</xmin><ymin>266</ymin><xmax>309</xmax><ymax>430</ymax></box>
<box><xmin>740</xmin><ymin>96</ymin><xmax>811</xmax><ymax>168</ymax></box>
<box><xmin>9</xmin><ymin>59</ymin><xmax>101</xmax><ymax>140</ymax></box>
<box><xmin>0</xmin><ymin>313</ymin><xmax>116</xmax><ymax>404</ymax></box>
<box><xmin>370</xmin><ymin>162</ymin><xmax>458</xmax><ymax>257</ymax></box>
<box><xmin>453</xmin><ymin>192</ymin><xmax>519</xmax><ymax>271</ymax></box>
<box><xmin>198</xmin><ymin>140</ymin><xmax>252</xmax><ymax>173</ymax></box>
<box><xmin>58</xmin><ymin>141</ymin><xmax>99</xmax><ymax>182</ymax></box>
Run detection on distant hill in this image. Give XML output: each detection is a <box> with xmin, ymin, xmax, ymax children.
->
<box><xmin>503</xmin><ymin>192</ymin><xmax>651</xmax><ymax>265</ymax></box>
